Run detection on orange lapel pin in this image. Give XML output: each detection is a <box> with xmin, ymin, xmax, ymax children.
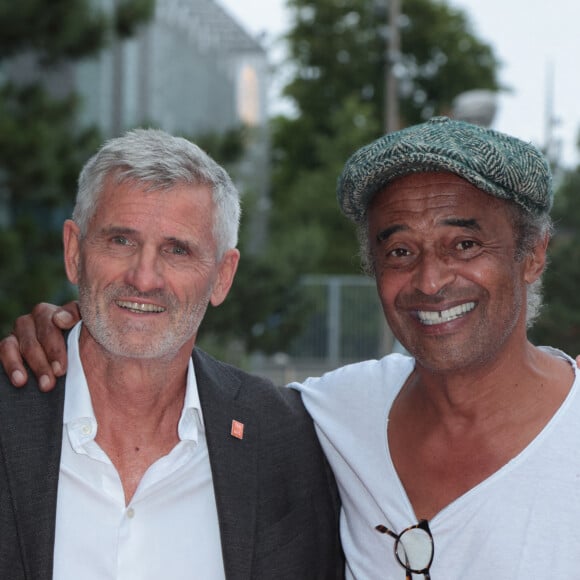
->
<box><xmin>231</xmin><ymin>419</ymin><xmax>244</xmax><ymax>440</ymax></box>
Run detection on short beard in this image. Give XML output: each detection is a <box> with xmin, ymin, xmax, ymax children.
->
<box><xmin>77</xmin><ymin>277</ymin><xmax>210</xmax><ymax>360</ymax></box>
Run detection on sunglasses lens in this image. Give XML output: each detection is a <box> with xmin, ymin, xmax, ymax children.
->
<box><xmin>396</xmin><ymin>527</ymin><xmax>433</xmax><ymax>571</ymax></box>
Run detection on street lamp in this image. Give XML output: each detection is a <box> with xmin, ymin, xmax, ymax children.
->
<box><xmin>451</xmin><ymin>89</ymin><xmax>498</xmax><ymax>128</ymax></box>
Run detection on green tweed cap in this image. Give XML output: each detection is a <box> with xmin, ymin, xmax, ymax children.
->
<box><xmin>337</xmin><ymin>116</ymin><xmax>553</xmax><ymax>222</ymax></box>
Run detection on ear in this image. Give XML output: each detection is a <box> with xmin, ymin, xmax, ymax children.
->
<box><xmin>209</xmin><ymin>248</ymin><xmax>240</xmax><ymax>307</ymax></box>
<box><xmin>63</xmin><ymin>219</ymin><xmax>82</xmax><ymax>285</ymax></box>
<box><xmin>524</xmin><ymin>233</ymin><xmax>550</xmax><ymax>284</ymax></box>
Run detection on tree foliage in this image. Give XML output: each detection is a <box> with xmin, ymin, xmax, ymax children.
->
<box><xmin>0</xmin><ymin>0</ymin><xmax>153</xmax><ymax>62</ymax></box>
<box><xmin>0</xmin><ymin>83</ymin><xmax>101</xmax><ymax>332</ymax></box>
<box><xmin>207</xmin><ymin>0</ymin><xmax>502</xmax><ymax>358</ymax></box>
<box><xmin>0</xmin><ymin>0</ymin><xmax>154</xmax><ymax>334</ymax></box>
<box><xmin>530</xmin><ymin>161</ymin><xmax>580</xmax><ymax>354</ymax></box>
<box><xmin>189</xmin><ymin>125</ymin><xmax>317</xmax><ymax>358</ymax></box>
<box><xmin>201</xmin><ymin>238</ymin><xmax>318</xmax><ymax>359</ymax></box>
<box><xmin>270</xmin><ymin>0</ymin><xmax>501</xmax><ymax>275</ymax></box>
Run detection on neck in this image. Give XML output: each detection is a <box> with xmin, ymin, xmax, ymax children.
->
<box><xmin>388</xmin><ymin>342</ymin><xmax>574</xmax><ymax>520</ymax></box>
<box><xmin>406</xmin><ymin>340</ymin><xmax>572</xmax><ymax>429</ymax></box>
<box><xmin>77</xmin><ymin>326</ymin><xmax>193</xmax><ymax>414</ymax></box>
<box><xmin>77</xmin><ymin>334</ymin><xmax>193</xmax><ymax>504</ymax></box>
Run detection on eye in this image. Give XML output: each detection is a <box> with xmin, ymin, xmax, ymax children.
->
<box><xmin>389</xmin><ymin>247</ymin><xmax>411</xmax><ymax>258</ymax></box>
<box><xmin>378</xmin><ymin>245</ymin><xmax>415</xmax><ymax>269</ymax></box>
<box><xmin>166</xmin><ymin>243</ymin><xmax>190</xmax><ymax>256</ymax></box>
<box><xmin>111</xmin><ymin>235</ymin><xmax>131</xmax><ymax>246</ymax></box>
<box><xmin>455</xmin><ymin>239</ymin><xmax>479</xmax><ymax>251</ymax></box>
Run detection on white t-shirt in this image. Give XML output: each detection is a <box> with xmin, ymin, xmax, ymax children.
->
<box><xmin>291</xmin><ymin>350</ymin><xmax>580</xmax><ymax>579</ymax></box>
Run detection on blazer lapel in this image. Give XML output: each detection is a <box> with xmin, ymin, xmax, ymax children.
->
<box><xmin>0</xmin><ymin>375</ymin><xmax>65</xmax><ymax>580</ymax></box>
<box><xmin>193</xmin><ymin>350</ymin><xmax>258</xmax><ymax>580</ymax></box>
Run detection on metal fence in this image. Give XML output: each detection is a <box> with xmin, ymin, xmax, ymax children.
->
<box><xmin>250</xmin><ymin>274</ymin><xmax>396</xmax><ymax>383</ymax></box>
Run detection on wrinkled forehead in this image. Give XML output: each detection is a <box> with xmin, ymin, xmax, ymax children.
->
<box><xmin>369</xmin><ymin>171</ymin><xmax>502</xmax><ymax>211</ymax></box>
<box><xmin>366</xmin><ymin>171</ymin><xmax>518</xmax><ymax>240</ymax></box>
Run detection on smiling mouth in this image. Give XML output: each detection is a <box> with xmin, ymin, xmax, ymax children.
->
<box><xmin>116</xmin><ymin>300</ymin><xmax>166</xmax><ymax>314</ymax></box>
<box><xmin>416</xmin><ymin>302</ymin><xmax>475</xmax><ymax>326</ymax></box>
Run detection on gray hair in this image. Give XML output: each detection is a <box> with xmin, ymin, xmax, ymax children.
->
<box><xmin>73</xmin><ymin>128</ymin><xmax>241</xmax><ymax>258</ymax></box>
<box><xmin>357</xmin><ymin>200</ymin><xmax>553</xmax><ymax>328</ymax></box>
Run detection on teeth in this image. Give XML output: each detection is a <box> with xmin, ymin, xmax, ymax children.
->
<box><xmin>417</xmin><ymin>302</ymin><xmax>475</xmax><ymax>326</ymax></box>
<box><xmin>116</xmin><ymin>300</ymin><xmax>165</xmax><ymax>313</ymax></box>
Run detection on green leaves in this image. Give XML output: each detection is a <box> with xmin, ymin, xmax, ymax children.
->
<box><xmin>0</xmin><ymin>0</ymin><xmax>152</xmax><ymax>334</ymax></box>
<box><xmin>271</xmin><ymin>0</ymin><xmax>501</xmax><ymax>278</ymax></box>
<box><xmin>530</xmin><ymin>164</ymin><xmax>580</xmax><ymax>354</ymax></box>
<box><xmin>0</xmin><ymin>0</ymin><xmax>154</xmax><ymax>62</ymax></box>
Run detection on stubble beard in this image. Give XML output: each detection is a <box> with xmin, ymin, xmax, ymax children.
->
<box><xmin>77</xmin><ymin>278</ymin><xmax>211</xmax><ymax>360</ymax></box>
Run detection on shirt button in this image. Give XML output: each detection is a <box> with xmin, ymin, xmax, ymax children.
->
<box><xmin>126</xmin><ymin>508</ymin><xmax>135</xmax><ymax>519</ymax></box>
<box><xmin>81</xmin><ymin>424</ymin><xmax>92</xmax><ymax>436</ymax></box>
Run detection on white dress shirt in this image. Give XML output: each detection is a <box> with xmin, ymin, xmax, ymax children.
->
<box><xmin>52</xmin><ymin>322</ymin><xmax>225</xmax><ymax>580</ymax></box>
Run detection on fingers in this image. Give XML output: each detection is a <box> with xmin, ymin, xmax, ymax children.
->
<box><xmin>28</xmin><ymin>302</ymin><xmax>78</xmax><ymax>390</ymax></box>
<box><xmin>11</xmin><ymin>306</ymin><xmax>57</xmax><ymax>390</ymax></box>
<box><xmin>0</xmin><ymin>333</ymin><xmax>29</xmax><ymax>387</ymax></box>
<box><xmin>2</xmin><ymin>302</ymin><xmax>78</xmax><ymax>391</ymax></box>
<box><xmin>53</xmin><ymin>301</ymin><xmax>80</xmax><ymax>330</ymax></box>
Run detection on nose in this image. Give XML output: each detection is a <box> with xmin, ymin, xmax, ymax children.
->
<box><xmin>124</xmin><ymin>247</ymin><xmax>165</xmax><ymax>292</ymax></box>
<box><xmin>411</xmin><ymin>252</ymin><xmax>456</xmax><ymax>296</ymax></box>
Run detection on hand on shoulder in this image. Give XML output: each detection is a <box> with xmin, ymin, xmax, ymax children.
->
<box><xmin>0</xmin><ymin>301</ymin><xmax>79</xmax><ymax>391</ymax></box>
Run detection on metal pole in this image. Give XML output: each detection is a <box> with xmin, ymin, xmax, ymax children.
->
<box><xmin>327</xmin><ymin>277</ymin><xmax>341</xmax><ymax>367</ymax></box>
<box><xmin>385</xmin><ymin>0</ymin><xmax>400</xmax><ymax>133</ymax></box>
<box><xmin>379</xmin><ymin>0</ymin><xmax>401</xmax><ymax>356</ymax></box>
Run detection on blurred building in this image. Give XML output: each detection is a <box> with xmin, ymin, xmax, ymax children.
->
<box><xmin>81</xmin><ymin>0</ymin><xmax>269</xmax><ymax>139</ymax></box>
<box><xmin>6</xmin><ymin>0</ymin><xmax>268</xmax><ymax>134</ymax></box>
<box><xmin>3</xmin><ymin>0</ymin><xmax>270</xmax><ymax>245</ymax></box>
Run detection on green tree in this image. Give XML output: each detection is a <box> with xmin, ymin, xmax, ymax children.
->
<box><xmin>190</xmin><ymin>125</ymin><xmax>316</xmax><ymax>359</ymax></box>
<box><xmin>200</xmin><ymin>0</ymin><xmax>502</xmax><ymax>362</ymax></box>
<box><xmin>0</xmin><ymin>0</ymin><xmax>154</xmax><ymax>334</ymax></box>
<box><xmin>270</xmin><ymin>0</ymin><xmax>501</xmax><ymax>275</ymax></box>
<box><xmin>530</xmin><ymin>159</ymin><xmax>580</xmax><ymax>353</ymax></box>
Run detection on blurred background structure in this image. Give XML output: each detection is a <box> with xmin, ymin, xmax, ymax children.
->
<box><xmin>1</xmin><ymin>0</ymin><xmax>579</xmax><ymax>381</ymax></box>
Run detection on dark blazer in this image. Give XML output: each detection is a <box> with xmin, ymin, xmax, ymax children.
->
<box><xmin>0</xmin><ymin>348</ymin><xmax>344</xmax><ymax>580</ymax></box>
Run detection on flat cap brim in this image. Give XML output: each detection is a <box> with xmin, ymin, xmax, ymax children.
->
<box><xmin>338</xmin><ymin>117</ymin><xmax>553</xmax><ymax>222</ymax></box>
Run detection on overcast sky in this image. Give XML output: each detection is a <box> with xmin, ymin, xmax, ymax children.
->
<box><xmin>219</xmin><ymin>0</ymin><xmax>580</xmax><ymax>168</ymax></box>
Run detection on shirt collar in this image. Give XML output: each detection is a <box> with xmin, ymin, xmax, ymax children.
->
<box><xmin>64</xmin><ymin>322</ymin><xmax>203</xmax><ymax>451</ymax></box>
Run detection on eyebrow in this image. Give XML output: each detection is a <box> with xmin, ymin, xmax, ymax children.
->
<box><xmin>441</xmin><ymin>217</ymin><xmax>481</xmax><ymax>230</ymax></box>
<box><xmin>99</xmin><ymin>226</ymin><xmax>138</xmax><ymax>237</ymax></box>
<box><xmin>376</xmin><ymin>218</ymin><xmax>481</xmax><ymax>242</ymax></box>
<box><xmin>165</xmin><ymin>236</ymin><xmax>194</xmax><ymax>251</ymax></box>
<box><xmin>377</xmin><ymin>224</ymin><xmax>407</xmax><ymax>242</ymax></box>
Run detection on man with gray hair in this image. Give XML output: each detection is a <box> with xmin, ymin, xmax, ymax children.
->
<box><xmin>0</xmin><ymin>129</ymin><xmax>342</xmax><ymax>579</ymax></box>
<box><xmin>3</xmin><ymin>117</ymin><xmax>579</xmax><ymax>578</ymax></box>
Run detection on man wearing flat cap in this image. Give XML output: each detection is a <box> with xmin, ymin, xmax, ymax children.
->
<box><xmin>293</xmin><ymin>117</ymin><xmax>579</xmax><ymax>578</ymax></box>
<box><xmin>3</xmin><ymin>117</ymin><xmax>580</xmax><ymax>578</ymax></box>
